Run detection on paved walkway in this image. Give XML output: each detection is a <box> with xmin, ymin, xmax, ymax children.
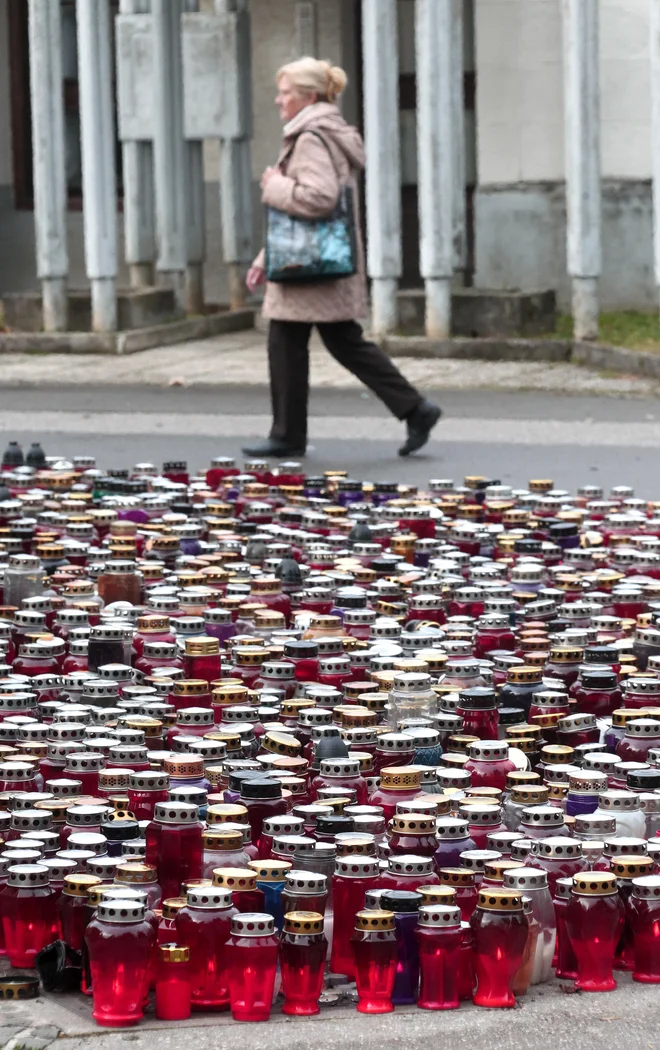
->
<box><xmin>0</xmin><ymin>329</ymin><xmax>657</xmax><ymax>395</ymax></box>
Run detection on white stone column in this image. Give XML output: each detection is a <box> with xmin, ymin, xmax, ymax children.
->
<box><xmin>651</xmin><ymin>0</ymin><xmax>660</xmax><ymax>311</ymax></box>
<box><xmin>152</xmin><ymin>0</ymin><xmax>187</xmax><ymax>309</ymax></box>
<box><xmin>216</xmin><ymin>0</ymin><xmax>252</xmax><ymax>312</ymax></box>
<box><xmin>183</xmin><ymin>0</ymin><xmax>206</xmax><ymax>315</ymax></box>
<box><xmin>562</xmin><ymin>0</ymin><xmax>601</xmax><ymax>341</ymax></box>
<box><xmin>416</xmin><ymin>0</ymin><xmax>455</xmax><ymax>338</ymax></box>
<box><xmin>76</xmin><ymin>0</ymin><xmax>118</xmax><ymax>332</ymax></box>
<box><xmin>28</xmin><ymin>0</ymin><xmax>68</xmax><ymax>331</ymax></box>
<box><xmin>119</xmin><ymin>0</ymin><xmax>155</xmax><ymax>289</ymax></box>
<box><xmin>362</xmin><ymin>0</ymin><xmax>401</xmax><ymax>337</ymax></box>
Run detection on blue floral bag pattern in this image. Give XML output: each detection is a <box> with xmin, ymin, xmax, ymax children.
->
<box><xmin>265</xmin><ymin>132</ymin><xmax>358</xmax><ymax>284</ymax></box>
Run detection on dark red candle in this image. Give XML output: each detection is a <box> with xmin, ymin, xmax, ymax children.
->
<box><xmin>0</xmin><ymin>863</ymin><xmax>57</xmax><ymax>968</ymax></box>
<box><xmin>280</xmin><ymin>910</ymin><xmax>327</xmax><ymax>1015</ymax></box>
<box><xmin>627</xmin><ymin>874</ymin><xmax>660</xmax><ymax>982</ymax></box>
<box><xmin>225</xmin><ymin>912</ymin><xmax>280</xmax><ymax>1021</ymax></box>
<box><xmin>175</xmin><ymin>885</ymin><xmax>237</xmax><ymax>1010</ymax></box>
<box><xmin>470</xmin><ymin>888</ymin><xmax>528</xmax><ymax>1007</ymax></box>
<box><xmin>212</xmin><ymin>867</ymin><xmax>266</xmax><ymax>912</ymax></box>
<box><xmin>351</xmin><ymin>909</ymin><xmax>398</xmax><ymax>1014</ymax></box>
<box><xmin>416</xmin><ymin>903</ymin><xmax>463</xmax><ymax>1009</ymax></box>
<box><xmin>565</xmin><ymin>872</ymin><xmax>624</xmax><ymax>991</ymax></box>
<box><xmin>155</xmin><ymin>943</ymin><xmax>191</xmax><ymax>1020</ymax></box>
<box><xmin>84</xmin><ymin>897</ymin><xmax>155</xmax><ymax>1026</ymax></box>
<box><xmin>145</xmin><ymin>801</ymin><xmax>202</xmax><ymax>900</ymax></box>
<box><xmin>331</xmin><ymin>855</ymin><xmax>380</xmax><ymax>977</ymax></box>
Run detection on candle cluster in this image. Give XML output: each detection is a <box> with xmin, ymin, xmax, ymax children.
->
<box><xmin>0</xmin><ymin>452</ymin><xmax>659</xmax><ymax>1021</ymax></box>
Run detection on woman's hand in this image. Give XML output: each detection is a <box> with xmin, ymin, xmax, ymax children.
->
<box><xmin>246</xmin><ymin>265</ymin><xmax>266</xmax><ymax>293</ymax></box>
<box><xmin>260</xmin><ymin>166</ymin><xmax>277</xmax><ymax>190</ymax></box>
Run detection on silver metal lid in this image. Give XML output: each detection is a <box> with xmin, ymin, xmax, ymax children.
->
<box><xmin>386</xmin><ymin>854</ymin><xmax>433</xmax><ymax>876</ymax></box>
<box><xmin>520</xmin><ymin>805</ymin><xmax>565</xmax><ymax>828</ymax></box>
<box><xmin>263</xmin><ymin>815</ymin><xmax>305</xmax><ymax>837</ymax></box>
<box><xmin>335</xmin><ymin>856</ymin><xmax>379</xmax><ymax>878</ymax></box>
<box><xmin>603</xmin><ymin>836</ymin><xmax>647</xmax><ymax>857</ymax></box>
<box><xmin>598</xmin><ymin>790</ymin><xmax>640</xmax><ymax>811</ymax></box>
<box><xmin>154</xmin><ymin>801</ymin><xmax>199</xmax><ymax>824</ymax></box>
<box><xmin>632</xmin><ymin>874</ymin><xmax>660</xmax><ymax>899</ymax></box>
<box><xmin>97</xmin><ymin>899</ymin><xmax>146</xmax><ymax>923</ymax></box>
<box><xmin>574</xmin><ymin>813</ymin><xmax>617</xmax><ymax>837</ymax></box>
<box><xmin>468</xmin><ymin>741</ymin><xmax>509</xmax><ymax>762</ymax></box>
<box><xmin>230</xmin><ymin>912</ymin><xmax>275</xmax><ymax>936</ymax></box>
<box><xmin>319</xmin><ymin>758</ymin><xmax>361</xmax><ymax>777</ymax></box>
<box><xmin>129</xmin><ymin>771</ymin><xmax>169</xmax><ymax>791</ymax></box>
<box><xmin>436</xmin><ymin>817</ymin><xmax>469</xmax><ymax>840</ymax></box>
<box><xmin>502</xmin><ymin>866</ymin><xmax>549</xmax><ymax>890</ymax></box>
<box><xmin>459</xmin><ymin>849</ymin><xmax>502</xmax><ymax>872</ymax></box>
<box><xmin>66</xmin><ymin>804</ymin><xmax>110</xmax><ymax>827</ymax></box>
<box><xmin>187</xmin><ymin>885</ymin><xmax>232</xmax><ymax>909</ymax></box>
<box><xmin>417</xmin><ymin>903</ymin><xmax>462</xmax><ymax>928</ymax></box>
<box><xmin>533</xmin><ymin>836</ymin><xmax>583</xmax><ymax>859</ymax></box>
<box><xmin>284</xmin><ymin>870</ymin><xmax>327</xmax><ymax>894</ymax></box>
<box><xmin>7</xmin><ymin>863</ymin><xmax>49</xmax><ymax>888</ymax></box>
<box><xmin>10</xmin><ymin>809</ymin><xmax>52</xmax><ymax>833</ymax></box>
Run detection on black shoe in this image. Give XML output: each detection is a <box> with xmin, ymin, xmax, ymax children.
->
<box><xmin>241</xmin><ymin>438</ymin><xmax>307</xmax><ymax>458</ymax></box>
<box><xmin>398</xmin><ymin>400</ymin><xmax>442</xmax><ymax>457</ymax></box>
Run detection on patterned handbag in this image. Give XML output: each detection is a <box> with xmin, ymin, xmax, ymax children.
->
<box><xmin>265</xmin><ymin>131</ymin><xmax>358</xmax><ymax>284</ymax></box>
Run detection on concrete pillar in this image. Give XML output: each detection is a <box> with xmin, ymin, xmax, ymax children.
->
<box><xmin>27</xmin><ymin>0</ymin><xmax>68</xmax><ymax>331</ymax></box>
<box><xmin>452</xmin><ymin>0</ymin><xmax>467</xmax><ymax>276</ymax></box>
<box><xmin>152</xmin><ymin>0</ymin><xmax>187</xmax><ymax>309</ymax></box>
<box><xmin>562</xmin><ymin>0</ymin><xmax>601</xmax><ymax>341</ymax></box>
<box><xmin>120</xmin><ymin>0</ymin><xmax>155</xmax><ymax>289</ymax></box>
<box><xmin>651</xmin><ymin>0</ymin><xmax>660</xmax><ymax>311</ymax></box>
<box><xmin>416</xmin><ymin>0</ymin><xmax>455</xmax><ymax>339</ymax></box>
<box><xmin>216</xmin><ymin>0</ymin><xmax>252</xmax><ymax>312</ymax></box>
<box><xmin>361</xmin><ymin>0</ymin><xmax>401</xmax><ymax>337</ymax></box>
<box><xmin>76</xmin><ymin>0</ymin><xmax>118</xmax><ymax>332</ymax></box>
<box><xmin>183</xmin><ymin>0</ymin><xmax>206</xmax><ymax>315</ymax></box>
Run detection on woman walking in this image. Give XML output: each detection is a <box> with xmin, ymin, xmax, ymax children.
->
<box><xmin>243</xmin><ymin>56</ymin><xmax>442</xmax><ymax>459</ymax></box>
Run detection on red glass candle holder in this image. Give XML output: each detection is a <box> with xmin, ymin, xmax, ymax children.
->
<box><xmin>464</xmin><ymin>742</ymin><xmax>515</xmax><ymax>791</ymax></box>
<box><xmin>553</xmin><ymin>876</ymin><xmax>578</xmax><ymax>978</ymax></box>
<box><xmin>438</xmin><ymin>868</ymin><xmax>478</xmax><ymax>921</ymax></box>
<box><xmin>565</xmin><ymin>872</ymin><xmax>624</xmax><ymax>991</ymax></box>
<box><xmin>127</xmin><ymin>772</ymin><xmax>170</xmax><ymax>821</ymax></box>
<box><xmin>175</xmin><ymin>885</ymin><xmax>237</xmax><ymax>1009</ymax></box>
<box><xmin>378</xmin><ymin>854</ymin><xmax>440</xmax><ymax>894</ymax></box>
<box><xmin>470</xmin><ymin>888</ymin><xmax>528</xmax><ymax>1007</ymax></box>
<box><xmin>351</xmin><ymin>909</ymin><xmax>398</xmax><ymax>1014</ymax></box>
<box><xmin>281</xmin><ymin>870</ymin><xmax>328</xmax><ymax>916</ymax></box>
<box><xmin>0</xmin><ymin>863</ymin><xmax>57</xmax><ymax>968</ymax></box>
<box><xmin>627</xmin><ymin>874</ymin><xmax>660</xmax><ymax>982</ymax></box>
<box><xmin>311</xmin><ymin>757</ymin><xmax>368</xmax><ymax>805</ymax></box>
<box><xmin>156</xmin><ymin>943</ymin><xmax>192</xmax><ymax>1020</ymax></box>
<box><xmin>240</xmin><ymin>779</ymin><xmax>288</xmax><ymax>855</ymax></box>
<box><xmin>145</xmin><ymin>801</ymin><xmax>203</xmax><ymax>900</ymax></box>
<box><xmin>280</xmin><ymin>910</ymin><xmax>327</xmax><ymax>1015</ymax></box>
<box><xmin>416</xmin><ymin>903</ymin><xmax>463</xmax><ymax>1009</ymax></box>
<box><xmin>85</xmin><ymin>898</ymin><xmax>155</xmax><ymax>1026</ymax></box>
<box><xmin>331</xmin><ymin>855</ymin><xmax>380</xmax><ymax>977</ymax></box>
<box><xmin>226</xmin><ymin>912</ymin><xmax>280</xmax><ymax>1022</ymax></box>
<box><xmin>58</xmin><ymin>873</ymin><xmax>102</xmax><ymax>950</ymax></box>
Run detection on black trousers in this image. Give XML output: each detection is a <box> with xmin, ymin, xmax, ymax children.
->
<box><xmin>268</xmin><ymin>319</ymin><xmax>422</xmax><ymax>447</ymax></box>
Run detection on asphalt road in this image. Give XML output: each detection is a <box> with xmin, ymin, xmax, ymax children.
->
<box><xmin>2</xmin><ymin>384</ymin><xmax>660</xmax><ymax>495</ymax></box>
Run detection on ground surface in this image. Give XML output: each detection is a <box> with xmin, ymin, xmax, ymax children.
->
<box><xmin>1</xmin><ymin>332</ymin><xmax>660</xmax><ymax>1047</ymax></box>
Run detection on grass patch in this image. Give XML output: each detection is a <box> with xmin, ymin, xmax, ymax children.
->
<box><xmin>556</xmin><ymin>310</ymin><xmax>660</xmax><ymax>351</ymax></box>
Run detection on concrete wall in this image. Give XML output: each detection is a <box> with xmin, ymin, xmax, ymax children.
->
<box><xmin>474</xmin><ymin>0</ymin><xmax>655</xmax><ymax>307</ymax></box>
<box><xmin>0</xmin><ymin>0</ymin><xmax>12</xmax><ymax>190</ymax></box>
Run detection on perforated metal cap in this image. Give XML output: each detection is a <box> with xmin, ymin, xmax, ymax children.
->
<box><xmin>436</xmin><ymin>816</ymin><xmax>469</xmax><ymax>840</ymax></box>
<box><xmin>534</xmin><ymin>836</ymin><xmax>583</xmax><ymax>860</ymax></box>
<box><xmin>230</xmin><ymin>912</ymin><xmax>276</xmax><ymax>936</ymax></box>
<box><xmin>597</xmin><ymin>790</ymin><xmax>640</xmax><ymax>811</ymax></box>
<box><xmin>632</xmin><ymin>874</ymin><xmax>660</xmax><ymax>899</ymax></box>
<box><xmin>186</xmin><ymin>884</ymin><xmax>232</xmax><ymax>909</ymax></box>
<box><xmin>334</xmin><ymin>856</ymin><xmax>379</xmax><ymax>878</ymax></box>
<box><xmin>263</xmin><ymin>815</ymin><xmax>305</xmax><ymax>837</ymax></box>
<box><xmin>66</xmin><ymin>804</ymin><xmax>110</xmax><ymax>827</ymax></box>
<box><xmin>284</xmin><ymin>870</ymin><xmax>327</xmax><ymax>894</ymax></box>
<box><xmin>468</xmin><ymin>740</ymin><xmax>509</xmax><ymax>762</ymax></box>
<box><xmin>459</xmin><ymin>849</ymin><xmax>502</xmax><ymax>872</ymax></box>
<box><xmin>153</xmin><ymin>801</ymin><xmax>200</xmax><ymax>824</ymax></box>
<box><xmin>97</xmin><ymin>898</ymin><xmax>146</xmax><ymax>923</ymax></box>
<box><xmin>386</xmin><ymin>854</ymin><xmax>433</xmax><ymax>876</ymax></box>
<box><xmin>417</xmin><ymin>903</ymin><xmax>462</xmax><ymax>928</ymax></box>
<box><xmin>574</xmin><ymin>813</ymin><xmax>617</xmax><ymax>837</ymax></box>
<box><xmin>502</xmin><ymin>866</ymin><xmax>548</xmax><ymax>891</ymax></box>
<box><xmin>7</xmin><ymin>863</ymin><xmax>49</xmax><ymax>888</ymax></box>
<box><xmin>520</xmin><ymin>805</ymin><xmax>565</xmax><ymax>829</ymax></box>
<box><xmin>603</xmin><ymin>836</ymin><xmax>647</xmax><ymax>857</ymax></box>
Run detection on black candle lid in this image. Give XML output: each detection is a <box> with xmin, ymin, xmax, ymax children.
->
<box><xmin>380</xmin><ymin>890</ymin><xmax>423</xmax><ymax>913</ymax></box>
<box><xmin>497</xmin><ymin>707</ymin><xmax>526</xmax><ymax>727</ymax></box>
<box><xmin>101</xmin><ymin>819</ymin><xmax>140</xmax><ymax>842</ymax></box>
<box><xmin>228</xmin><ymin>769</ymin><xmax>264</xmax><ymax>792</ymax></box>
<box><xmin>240</xmin><ymin>778</ymin><xmax>282</xmax><ymax>800</ymax></box>
<box><xmin>315</xmin><ymin>815</ymin><xmax>355</xmax><ymax>836</ymax></box>
<box><xmin>284</xmin><ymin>640</ymin><xmax>319</xmax><ymax>659</ymax></box>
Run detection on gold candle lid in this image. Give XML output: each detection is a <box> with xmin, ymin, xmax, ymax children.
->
<box><xmin>115</xmin><ymin>862</ymin><xmax>157</xmax><ymax>884</ymax></box>
<box><xmin>478</xmin><ymin>889</ymin><xmax>523</xmax><ymax>911</ymax></box>
<box><xmin>158</xmin><ymin>943</ymin><xmax>190</xmax><ymax>963</ymax></box>
<box><xmin>439</xmin><ymin>867</ymin><xmax>475</xmax><ymax>887</ymax></box>
<box><xmin>63</xmin><ymin>873</ymin><xmax>102</xmax><ymax>897</ymax></box>
<box><xmin>262</xmin><ymin>732</ymin><xmax>301</xmax><ymax>757</ymax></box>
<box><xmin>185</xmin><ymin>637</ymin><xmax>220</xmax><ymax>656</ymax></box>
<box><xmin>483</xmin><ymin>859</ymin><xmax>521</xmax><ymax>884</ymax></box>
<box><xmin>354</xmin><ymin>908</ymin><xmax>395</xmax><ymax>931</ymax></box>
<box><xmin>379</xmin><ymin>766</ymin><xmax>421</xmax><ymax>790</ymax></box>
<box><xmin>173</xmin><ymin>680</ymin><xmax>210</xmax><ymax>696</ymax></box>
<box><xmin>283</xmin><ymin>910</ymin><xmax>324</xmax><ymax>935</ymax></box>
<box><xmin>417</xmin><ymin>885</ymin><xmax>457</xmax><ymax>905</ymax></box>
<box><xmin>212</xmin><ymin>867</ymin><xmax>257</xmax><ymax>890</ymax></box>
<box><xmin>572</xmin><ymin>872</ymin><xmax>618</xmax><ymax>895</ymax></box>
<box><xmin>202</xmin><ymin>829</ymin><xmax>243</xmax><ymax>851</ymax></box>
<box><xmin>206</xmin><ymin>803</ymin><xmax>248</xmax><ymax>824</ymax></box>
<box><xmin>389</xmin><ymin>813</ymin><xmax>436</xmax><ymax>835</ymax></box>
<box><xmin>162</xmin><ymin>897</ymin><xmax>187</xmax><ymax>919</ymax></box>
<box><xmin>248</xmin><ymin>859</ymin><xmax>292</xmax><ymax>882</ymax></box>
<box><xmin>611</xmin><ymin>856</ymin><xmax>654</xmax><ymax>879</ymax></box>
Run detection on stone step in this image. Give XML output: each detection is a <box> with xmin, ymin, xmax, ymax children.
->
<box><xmin>398</xmin><ymin>287</ymin><xmax>557</xmax><ymax>337</ymax></box>
<box><xmin>2</xmin><ymin>287</ymin><xmax>185</xmax><ymax>333</ymax></box>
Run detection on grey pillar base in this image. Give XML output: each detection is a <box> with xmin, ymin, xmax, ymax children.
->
<box><xmin>425</xmin><ymin>277</ymin><xmax>452</xmax><ymax>339</ymax></box>
<box><xmin>228</xmin><ymin>263</ymin><xmax>247</xmax><ymax>312</ymax></box>
<box><xmin>371</xmin><ymin>278</ymin><xmax>399</xmax><ymax>339</ymax></box>
<box><xmin>572</xmin><ymin>276</ymin><xmax>599</xmax><ymax>341</ymax></box>
<box><xmin>42</xmin><ymin>277</ymin><xmax>68</xmax><ymax>332</ymax></box>
<box><xmin>186</xmin><ymin>262</ymin><xmax>205</xmax><ymax>315</ymax></box>
<box><xmin>159</xmin><ymin>269</ymin><xmax>187</xmax><ymax>313</ymax></box>
<box><xmin>129</xmin><ymin>263</ymin><xmax>155</xmax><ymax>289</ymax></box>
<box><xmin>91</xmin><ymin>277</ymin><xmax>117</xmax><ymax>332</ymax></box>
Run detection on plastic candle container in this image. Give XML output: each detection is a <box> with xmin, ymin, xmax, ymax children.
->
<box><xmin>280</xmin><ymin>910</ymin><xmax>328</xmax><ymax>1015</ymax></box>
<box><xmin>155</xmin><ymin>943</ymin><xmax>191</xmax><ymax>1021</ymax></box>
<box><xmin>351</xmin><ymin>909</ymin><xmax>398</xmax><ymax>1014</ymax></box>
<box><xmin>464</xmin><ymin>741</ymin><xmax>516</xmax><ymax>791</ymax></box>
<box><xmin>565</xmin><ymin>871</ymin><xmax>624</xmax><ymax>991</ymax></box>
<box><xmin>330</xmin><ymin>855</ymin><xmax>380</xmax><ymax>977</ymax></box>
<box><xmin>127</xmin><ymin>772</ymin><xmax>170</xmax><ymax>821</ymax></box>
<box><xmin>145</xmin><ymin>801</ymin><xmax>203</xmax><ymax>900</ymax></box>
<box><xmin>280</xmin><ymin>870</ymin><xmax>327</xmax><ymax>916</ymax></box>
<box><xmin>0</xmin><ymin>863</ymin><xmax>57</xmax><ymax>967</ymax></box>
<box><xmin>58</xmin><ymin>873</ymin><xmax>102</xmax><ymax>950</ymax></box>
<box><xmin>84</xmin><ymin>898</ymin><xmax>155</xmax><ymax>1026</ymax></box>
<box><xmin>247</xmin><ymin>859</ymin><xmax>292</xmax><ymax>930</ymax></box>
<box><xmin>438</xmin><ymin>868</ymin><xmax>478</xmax><ymax>921</ymax></box>
<box><xmin>470</xmin><ymin>888</ymin><xmax>528</xmax><ymax>1008</ymax></box>
<box><xmin>503</xmin><ymin>867</ymin><xmax>556</xmax><ymax>983</ymax></box>
<box><xmin>175</xmin><ymin>885</ymin><xmax>237</xmax><ymax>1010</ymax></box>
<box><xmin>627</xmin><ymin>874</ymin><xmax>660</xmax><ymax>982</ymax></box>
<box><xmin>380</xmin><ymin>889</ymin><xmax>422</xmax><ymax>1004</ymax></box>
<box><xmin>415</xmin><ymin>902</ymin><xmax>462</xmax><ymax>1009</ymax></box>
<box><xmin>225</xmin><ymin>912</ymin><xmax>280</xmax><ymax>1022</ymax></box>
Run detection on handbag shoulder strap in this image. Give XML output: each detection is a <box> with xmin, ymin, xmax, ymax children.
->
<box><xmin>283</xmin><ymin>130</ymin><xmax>348</xmax><ymax>184</ymax></box>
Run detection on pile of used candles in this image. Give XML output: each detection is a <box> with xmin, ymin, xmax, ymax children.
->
<box><xmin>2</xmin><ymin>449</ymin><xmax>660</xmax><ymax>1022</ymax></box>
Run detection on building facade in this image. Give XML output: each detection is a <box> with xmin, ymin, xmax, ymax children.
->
<box><xmin>0</xmin><ymin>0</ymin><xmax>657</xmax><ymax>335</ymax></box>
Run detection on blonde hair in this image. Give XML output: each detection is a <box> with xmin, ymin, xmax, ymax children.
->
<box><xmin>276</xmin><ymin>57</ymin><xmax>348</xmax><ymax>103</ymax></box>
